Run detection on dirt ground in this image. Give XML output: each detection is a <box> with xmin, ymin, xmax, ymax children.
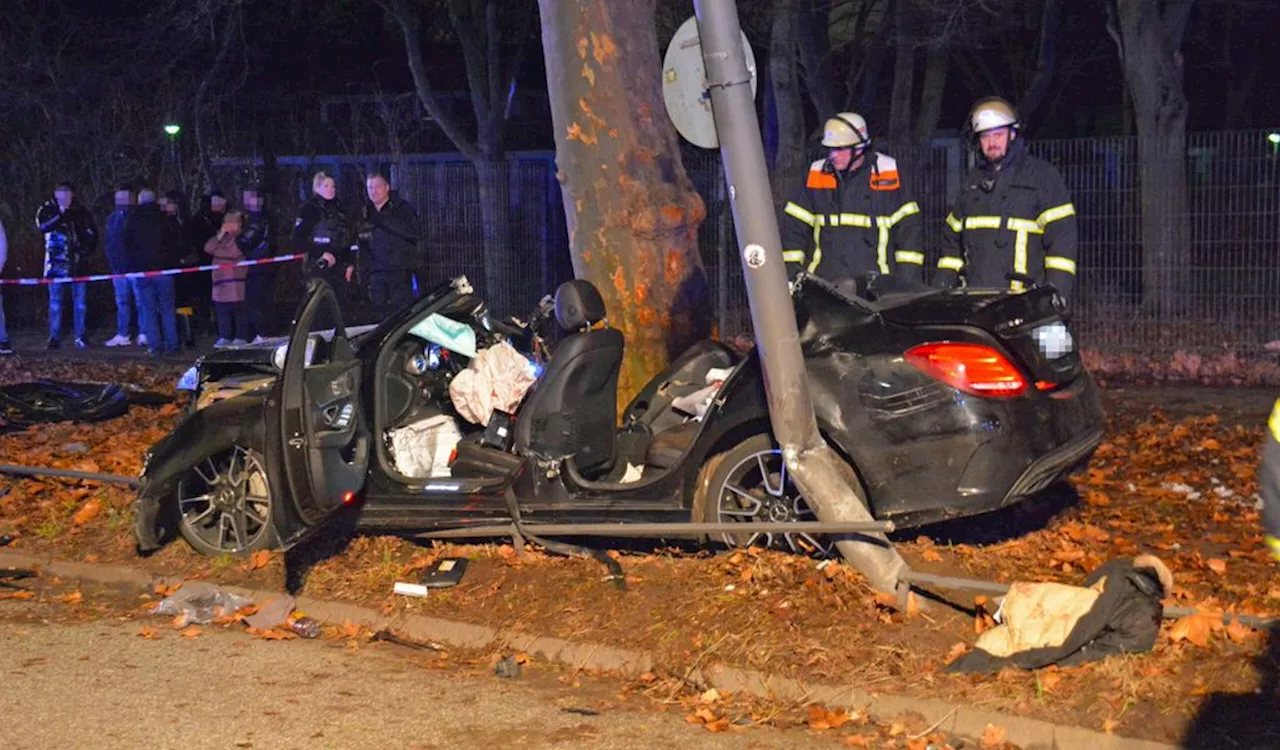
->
<box><xmin>2</xmin><ymin>356</ymin><xmax>1279</xmax><ymax>747</ymax></box>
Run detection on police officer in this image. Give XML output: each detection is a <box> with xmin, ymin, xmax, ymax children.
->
<box><xmin>1260</xmin><ymin>399</ymin><xmax>1280</xmax><ymax>563</ymax></box>
<box><xmin>935</xmin><ymin>97</ymin><xmax>1079</xmax><ymax>298</ymax></box>
<box><xmin>293</xmin><ymin>171</ymin><xmax>354</xmax><ymax>295</ymax></box>
<box><xmin>780</xmin><ymin>112</ymin><xmax>923</xmax><ymax>295</ymax></box>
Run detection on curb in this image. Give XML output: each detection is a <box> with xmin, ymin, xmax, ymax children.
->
<box><xmin>0</xmin><ymin>549</ymin><xmax>1178</xmax><ymax>750</ymax></box>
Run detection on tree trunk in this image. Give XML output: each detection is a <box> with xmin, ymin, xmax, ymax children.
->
<box><xmin>1017</xmin><ymin>0</ymin><xmax>1064</xmax><ymax>131</ymax></box>
<box><xmin>1108</xmin><ymin>0</ymin><xmax>1195</xmax><ymax>315</ymax></box>
<box><xmin>914</xmin><ymin>43</ymin><xmax>948</xmax><ymax>144</ymax></box>
<box><xmin>769</xmin><ymin>0</ymin><xmax>805</xmax><ymax>205</ymax></box>
<box><xmin>796</xmin><ymin>1</ymin><xmax>836</xmax><ymax>119</ymax></box>
<box><xmin>473</xmin><ymin>157</ymin><xmax>515</xmax><ymax>311</ymax></box>
<box><xmin>538</xmin><ymin>0</ymin><xmax>712</xmax><ymax>406</ymax></box>
<box><xmin>886</xmin><ymin>0</ymin><xmax>914</xmax><ymax>150</ymax></box>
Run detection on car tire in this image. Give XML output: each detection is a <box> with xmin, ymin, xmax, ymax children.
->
<box><xmin>692</xmin><ymin>433</ymin><xmax>832</xmax><ymax>556</ymax></box>
<box><xmin>176</xmin><ymin>445</ymin><xmax>280</xmax><ymax>556</ymax></box>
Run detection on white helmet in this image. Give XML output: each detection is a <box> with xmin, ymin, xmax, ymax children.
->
<box><xmin>969</xmin><ymin>97</ymin><xmax>1019</xmax><ymax>135</ymax></box>
<box><xmin>822</xmin><ymin>112</ymin><xmax>870</xmax><ymax>149</ymax></box>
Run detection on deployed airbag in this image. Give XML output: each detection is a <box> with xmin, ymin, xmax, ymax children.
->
<box><xmin>448</xmin><ymin>341</ymin><xmax>537</xmax><ymax>425</ymax></box>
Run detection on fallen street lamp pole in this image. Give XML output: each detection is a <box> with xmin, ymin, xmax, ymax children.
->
<box><xmin>691</xmin><ymin>0</ymin><xmax>909</xmax><ymax>595</ymax></box>
<box><xmin>0</xmin><ymin>463</ymin><xmax>140</xmax><ymax>489</ymax></box>
<box><xmin>414</xmin><ymin>519</ymin><xmax>896</xmax><ymax>540</ymax></box>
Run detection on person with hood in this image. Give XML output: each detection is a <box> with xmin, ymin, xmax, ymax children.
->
<box><xmin>160</xmin><ymin>190</ymin><xmax>198</xmax><ymax>348</ymax></box>
<box><xmin>239</xmin><ymin>185</ymin><xmax>274</xmax><ymax>342</ymax></box>
<box><xmin>36</xmin><ymin>180</ymin><xmax>99</xmax><ymax>348</ymax></box>
<box><xmin>123</xmin><ymin>189</ymin><xmax>180</xmax><ymax>355</ymax></box>
<box><xmin>357</xmin><ymin>172</ymin><xmax>420</xmax><ymax>319</ymax></box>
<box><xmin>103</xmin><ymin>184</ymin><xmax>139</xmax><ymax>348</ymax></box>
<box><xmin>934</xmin><ymin>97</ymin><xmax>1079</xmax><ymax>299</ymax></box>
<box><xmin>293</xmin><ymin>171</ymin><xmax>353</xmax><ymax>298</ymax></box>
<box><xmin>185</xmin><ymin>189</ymin><xmax>227</xmax><ymax>342</ymax></box>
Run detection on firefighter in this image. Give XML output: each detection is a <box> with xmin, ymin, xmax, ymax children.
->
<box><xmin>934</xmin><ymin>97</ymin><xmax>1079</xmax><ymax>299</ymax></box>
<box><xmin>781</xmin><ymin>112</ymin><xmax>923</xmax><ymax>295</ymax></box>
<box><xmin>1260</xmin><ymin>398</ymin><xmax>1280</xmax><ymax>562</ymax></box>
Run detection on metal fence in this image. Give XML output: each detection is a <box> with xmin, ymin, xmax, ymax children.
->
<box><xmin>5</xmin><ymin>130</ymin><xmax>1279</xmax><ymax>366</ymax></box>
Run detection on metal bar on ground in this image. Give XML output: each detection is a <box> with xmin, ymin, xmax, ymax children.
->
<box><xmin>0</xmin><ymin>464</ymin><xmax>141</xmax><ymax>488</ymax></box>
<box><xmin>415</xmin><ymin>519</ymin><xmax>895</xmax><ymax>539</ymax></box>
<box><xmin>901</xmin><ymin>570</ymin><xmax>1277</xmax><ymax>628</ymax></box>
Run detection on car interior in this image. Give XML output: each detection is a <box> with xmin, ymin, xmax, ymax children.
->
<box><xmin>369</xmin><ymin>278</ymin><xmax>745</xmax><ymax>490</ymax></box>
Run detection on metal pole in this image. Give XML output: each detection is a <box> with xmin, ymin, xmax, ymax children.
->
<box><xmin>0</xmin><ymin>464</ymin><xmax>140</xmax><ymax>488</ymax></box>
<box><xmin>412</xmin><ymin>519</ymin><xmax>896</xmax><ymax>540</ymax></box>
<box><xmin>692</xmin><ymin>0</ymin><xmax>908</xmax><ymax>594</ymax></box>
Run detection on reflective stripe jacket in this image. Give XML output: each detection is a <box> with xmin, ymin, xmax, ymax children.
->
<box><xmin>935</xmin><ymin>142</ymin><xmax>1078</xmax><ymax>297</ymax></box>
<box><xmin>1260</xmin><ymin>399</ymin><xmax>1280</xmax><ymax>561</ymax></box>
<box><xmin>781</xmin><ymin>153</ymin><xmax>923</xmax><ymax>287</ymax></box>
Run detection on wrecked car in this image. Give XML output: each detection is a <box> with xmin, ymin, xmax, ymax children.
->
<box><xmin>132</xmin><ymin>273</ymin><xmax>1104</xmax><ymax>557</ymax></box>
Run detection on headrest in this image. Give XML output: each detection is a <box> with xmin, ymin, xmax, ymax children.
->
<box><xmin>554</xmin><ymin>279</ymin><xmax>607</xmax><ymax>331</ymax></box>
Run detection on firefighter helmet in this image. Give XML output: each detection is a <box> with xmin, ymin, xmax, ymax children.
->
<box><xmin>822</xmin><ymin>112</ymin><xmax>870</xmax><ymax>149</ymax></box>
<box><xmin>969</xmin><ymin>97</ymin><xmax>1020</xmax><ymax>135</ymax></box>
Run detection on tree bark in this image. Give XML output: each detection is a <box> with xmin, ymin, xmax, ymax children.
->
<box><xmin>796</xmin><ymin>1</ymin><xmax>836</xmax><ymax>119</ymax></box>
<box><xmin>1017</xmin><ymin>0</ymin><xmax>1064</xmax><ymax>131</ymax></box>
<box><xmin>886</xmin><ymin>0</ymin><xmax>914</xmax><ymax>149</ymax></box>
<box><xmin>913</xmin><ymin>43</ymin><xmax>947</xmax><ymax>144</ymax></box>
<box><xmin>769</xmin><ymin>0</ymin><xmax>805</xmax><ymax>204</ymax></box>
<box><xmin>538</xmin><ymin>0</ymin><xmax>712</xmax><ymax>407</ymax></box>
<box><xmin>1107</xmin><ymin>0</ymin><xmax>1195</xmax><ymax>315</ymax></box>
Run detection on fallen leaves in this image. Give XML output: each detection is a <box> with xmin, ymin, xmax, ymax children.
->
<box><xmin>806</xmin><ymin>705</ymin><xmax>853</xmax><ymax>731</ymax></box>
<box><xmin>244</xmin><ymin>550</ymin><xmax>271</xmax><ymax>572</ymax></box>
<box><xmin>70</xmin><ymin>497</ymin><xmax>101</xmax><ymax>525</ymax></box>
<box><xmin>179</xmin><ymin>626</ymin><xmax>202</xmax><ymax>639</ymax></box>
<box><xmin>1205</xmin><ymin>558</ymin><xmax>1228</xmax><ymax>575</ymax></box>
<box><xmin>1168</xmin><ymin>613</ymin><xmax>1224</xmax><ymax>648</ymax></box>
<box><xmin>980</xmin><ymin>723</ymin><xmax>1006</xmax><ymax>749</ymax></box>
<box><xmin>138</xmin><ymin>626</ymin><xmax>161</xmax><ymax>640</ymax></box>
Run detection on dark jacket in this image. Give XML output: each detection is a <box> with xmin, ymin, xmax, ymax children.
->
<box><xmin>293</xmin><ymin>196</ymin><xmax>352</xmax><ymax>270</ymax></box>
<box><xmin>104</xmin><ymin>207</ymin><xmax>132</xmax><ymax>274</ymax></box>
<box><xmin>239</xmin><ymin>209</ymin><xmax>272</xmax><ymax>276</ymax></box>
<box><xmin>935</xmin><ymin>139</ymin><xmax>1079</xmax><ymax>298</ymax></box>
<box><xmin>188</xmin><ymin>208</ymin><xmax>225</xmax><ymax>260</ymax></box>
<box><xmin>1260</xmin><ymin>399</ymin><xmax>1280</xmax><ymax>561</ymax></box>
<box><xmin>160</xmin><ymin>214</ymin><xmax>188</xmax><ymax>270</ymax></box>
<box><xmin>35</xmin><ymin>200</ymin><xmax>98</xmax><ymax>278</ymax></box>
<box><xmin>121</xmin><ymin>203</ymin><xmax>169</xmax><ymax>273</ymax></box>
<box><xmin>781</xmin><ymin>152</ymin><xmax>924</xmax><ymax>291</ymax></box>
<box><xmin>358</xmin><ymin>193</ymin><xmax>420</xmax><ymax>273</ymax></box>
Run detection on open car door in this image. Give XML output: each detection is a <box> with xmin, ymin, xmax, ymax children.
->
<box><xmin>268</xmin><ymin>279</ymin><xmax>370</xmax><ymax>547</ymax></box>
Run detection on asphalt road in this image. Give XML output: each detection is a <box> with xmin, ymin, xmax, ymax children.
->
<box><xmin>0</xmin><ymin>592</ymin><xmax>840</xmax><ymax>750</ymax></box>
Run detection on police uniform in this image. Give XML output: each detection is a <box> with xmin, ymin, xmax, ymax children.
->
<box><xmin>781</xmin><ymin>152</ymin><xmax>923</xmax><ymax>289</ymax></box>
<box><xmin>935</xmin><ymin>137</ymin><xmax>1079</xmax><ymax>297</ymax></box>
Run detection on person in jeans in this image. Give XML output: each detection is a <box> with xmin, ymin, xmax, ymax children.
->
<box><xmin>0</xmin><ymin>217</ymin><xmax>11</xmax><ymax>355</ymax></box>
<box><xmin>103</xmin><ymin>184</ymin><xmax>140</xmax><ymax>348</ymax></box>
<box><xmin>123</xmin><ymin>189</ymin><xmax>180</xmax><ymax>355</ymax></box>
<box><xmin>205</xmin><ymin>210</ymin><xmax>250</xmax><ymax>347</ymax></box>
<box><xmin>36</xmin><ymin>180</ymin><xmax>98</xmax><ymax>349</ymax></box>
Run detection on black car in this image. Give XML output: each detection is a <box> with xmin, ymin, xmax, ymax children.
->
<box><xmin>131</xmin><ymin>273</ymin><xmax>1104</xmax><ymax>557</ymax></box>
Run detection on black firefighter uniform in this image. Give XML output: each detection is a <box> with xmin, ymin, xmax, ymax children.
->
<box><xmin>781</xmin><ymin>153</ymin><xmax>923</xmax><ymax>286</ymax></box>
<box><xmin>934</xmin><ymin>146</ymin><xmax>1079</xmax><ymax>297</ymax></box>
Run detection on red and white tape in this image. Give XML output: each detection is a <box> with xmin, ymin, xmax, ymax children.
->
<box><xmin>0</xmin><ymin>253</ymin><xmax>306</xmax><ymax>286</ymax></box>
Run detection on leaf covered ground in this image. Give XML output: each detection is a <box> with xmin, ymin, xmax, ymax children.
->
<box><xmin>1</xmin><ymin>355</ymin><xmax>1278</xmax><ymax>747</ymax></box>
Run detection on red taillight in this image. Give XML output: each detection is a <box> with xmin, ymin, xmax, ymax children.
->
<box><xmin>342</xmin><ymin>490</ymin><xmax>358</xmax><ymax>505</ymax></box>
<box><xmin>905</xmin><ymin>342</ymin><xmax>1027</xmax><ymax>398</ymax></box>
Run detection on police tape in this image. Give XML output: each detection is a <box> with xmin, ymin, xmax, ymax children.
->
<box><xmin>0</xmin><ymin>253</ymin><xmax>307</xmax><ymax>286</ymax></box>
